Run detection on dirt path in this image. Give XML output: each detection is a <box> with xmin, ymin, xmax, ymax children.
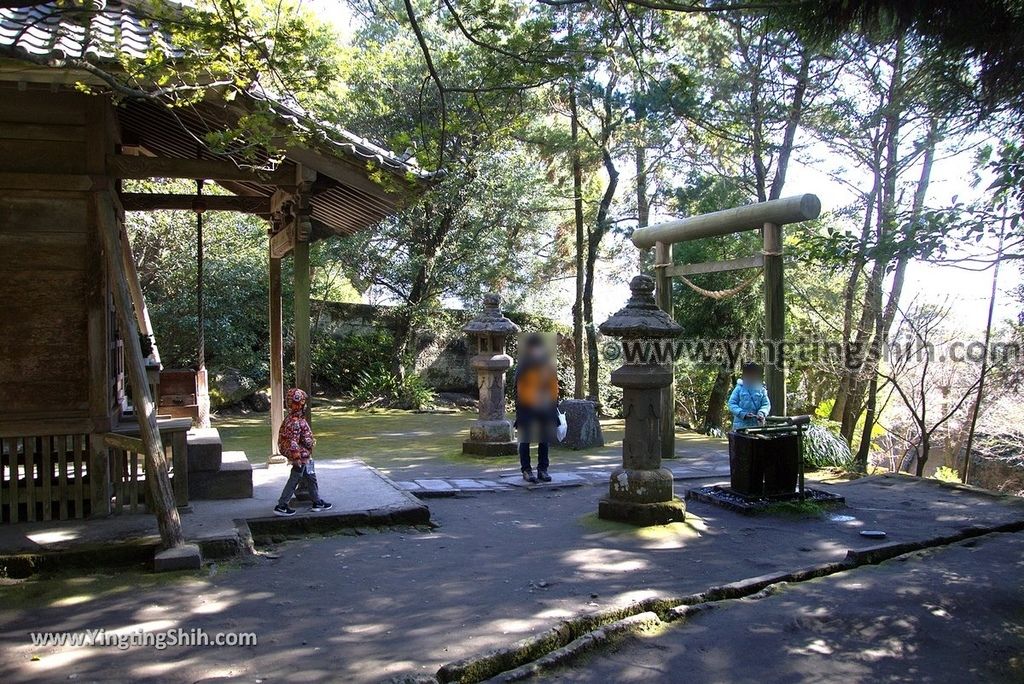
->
<box><xmin>1</xmin><ymin>476</ymin><xmax>1021</xmax><ymax>683</ymax></box>
<box><xmin>547</xmin><ymin>531</ymin><xmax>1024</xmax><ymax>683</ymax></box>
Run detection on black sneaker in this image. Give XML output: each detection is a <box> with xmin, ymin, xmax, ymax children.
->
<box><xmin>311</xmin><ymin>501</ymin><xmax>333</xmax><ymax>512</ymax></box>
<box><xmin>522</xmin><ymin>469</ymin><xmax>538</xmax><ymax>484</ymax></box>
<box><xmin>273</xmin><ymin>504</ymin><xmax>296</xmax><ymax>517</ymax></box>
<box><xmin>537</xmin><ymin>470</ymin><xmax>552</xmax><ymax>483</ymax></box>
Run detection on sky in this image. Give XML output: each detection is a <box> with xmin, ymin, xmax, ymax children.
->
<box><xmin>304</xmin><ymin>0</ymin><xmax>1022</xmax><ymax>337</ymax></box>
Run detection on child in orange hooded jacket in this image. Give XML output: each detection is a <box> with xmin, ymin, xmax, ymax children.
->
<box><xmin>273</xmin><ymin>388</ymin><xmax>333</xmax><ymax>516</ymax></box>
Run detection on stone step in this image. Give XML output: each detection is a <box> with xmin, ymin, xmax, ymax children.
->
<box><xmin>187</xmin><ymin>427</ymin><xmax>223</xmax><ymax>472</ymax></box>
<box><xmin>188</xmin><ymin>451</ymin><xmax>254</xmax><ymax>500</ymax></box>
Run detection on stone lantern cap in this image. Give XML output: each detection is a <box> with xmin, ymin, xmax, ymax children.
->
<box><xmin>599</xmin><ymin>275</ymin><xmax>683</xmax><ymax>340</ymax></box>
<box><xmin>463</xmin><ymin>293</ymin><xmax>521</xmax><ymax>336</ymax></box>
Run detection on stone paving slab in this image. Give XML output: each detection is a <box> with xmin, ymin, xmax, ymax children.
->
<box><xmin>393</xmin><ymin>461</ymin><xmax>732</xmax><ymax>497</ymax></box>
<box><xmin>500</xmin><ymin>473</ymin><xmax>587</xmax><ymax>490</ymax></box>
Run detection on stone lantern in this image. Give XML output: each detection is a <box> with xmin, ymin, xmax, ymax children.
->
<box><xmin>597</xmin><ymin>275</ymin><xmax>686</xmax><ymax>525</ymax></box>
<box><xmin>462</xmin><ymin>293</ymin><xmax>521</xmax><ymax>456</ymax></box>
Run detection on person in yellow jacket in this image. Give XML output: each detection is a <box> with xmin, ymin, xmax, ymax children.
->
<box><xmin>514</xmin><ymin>333</ymin><xmax>560</xmax><ymax>483</ymax></box>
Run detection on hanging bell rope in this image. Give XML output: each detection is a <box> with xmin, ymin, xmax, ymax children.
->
<box><xmin>676</xmin><ymin>267</ymin><xmax>764</xmax><ymax>301</ymax></box>
<box><xmin>195</xmin><ymin>176</ymin><xmax>205</xmax><ymax>372</ymax></box>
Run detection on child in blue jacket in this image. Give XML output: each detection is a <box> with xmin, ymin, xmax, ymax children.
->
<box><xmin>728</xmin><ymin>362</ymin><xmax>771</xmax><ymax>430</ymax></box>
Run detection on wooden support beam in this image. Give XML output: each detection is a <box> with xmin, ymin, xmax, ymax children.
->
<box><xmin>103</xmin><ymin>432</ymin><xmax>146</xmax><ymax>453</ymax></box>
<box><xmin>269</xmin><ymin>223</ymin><xmax>296</xmax><ymax>259</ymax></box>
<box><xmin>632</xmin><ymin>194</ymin><xmax>820</xmax><ymax>248</ymax></box>
<box><xmin>120</xmin><ymin>193</ymin><xmax>272</xmax><ymax>213</ymax></box>
<box><xmin>664</xmin><ymin>254</ymin><xmax>764</xmax><ymax>277</ymax></box>
<box><xmin>763</xmin><ymin>222</ymin><xmax>786</xmax><ymax>416</ymax></box>
<box><xmin>107</xmin><ymin>154</ymin><xmax>294</xmax><ymax>185</ymax></box>
<box><xmin>268</xmin><ymin>245</ymin><xmax>285</xmax><ymax>463</ymax></box>
<box><xmin>293</xmin><ymin>239</ymin><xmax>312</xmax><ymax>423</ymax></box>
<box><xmin>655</xmin><ymin>241</ymin><xmax>675</xmax><ymax>460</ymax></box>
<box><xmin>95</xmin><ymin>192</ymin><xmax>184</xmax><ymax>549</ymax></box>
<box><xmin>285</xmin><ymin>146</ymin><xmax>403</xmax><ymax>205</ymax></box>
<box><xmin>0</xmin><ymin>172</ymin><xmax>96</xmax><ymax>191</ymax></box>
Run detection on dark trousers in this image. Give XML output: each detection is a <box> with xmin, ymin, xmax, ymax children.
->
<box><xmin>517</xmin><ymin>410</ymin><xmax>551</xmax><ymax>472</ymax></box>
<box><xmin>277</xmin><ymin>461</ymin><xmax>320</xmax><ymax>506</ymax></box>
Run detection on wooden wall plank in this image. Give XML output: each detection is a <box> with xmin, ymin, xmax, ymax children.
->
<box><xmin>57</xmin><ymin>437</ymin><xmax>68</xmax><ymax>520</ymax></box>
<box><xmin>9</xmin><ymin>440</ymin><xmax>19</xmax><ymax>523</ymax></box>
<box><xmin>73</xmin><ymin>434</ymin><xmax>85</xmax><ymax>519</ymax></box>
<box><xmin>0</xmin><ymin>123</ymin><xmax>86</xmax><ymax>143</ymax></box>
<box><xmin>0</xmin><ymin>141</ymin><xmax>87</xmax><ymax>174</ymax></box>
<box><xmin>24</xmin><ymin>437</ymin><xmax>36</xmax><ymax>522</ymax></box>
<box><xmin>0</xmin><ymin>196</ymin><xmax>89</xmax><ymax>233</ymax></box>
<box><xmin>41</xmin><ymin>436</ymin><xmax>53</xmax><ymax>521</ymax></box>
<box><xmin>0</xmin><ymin>91</ymin><xmax>88</xmax><ymax>125</ymax></box>
<box><xmin>0</xmin><ymin>438</ymin><xmax>8</xmax><ymax>522</ymax></box>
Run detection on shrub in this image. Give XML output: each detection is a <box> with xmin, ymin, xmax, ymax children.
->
<box><xmin>804</xmin><ymin>423</ymin><xmax>854</xmax><ymax>470</ymax></box>
<box><xmin>352</xmin><ymin>368</ymin><xmax>436</xmax><ymax>411</ymax></box>
<box><xmin>311</xmin><ymin>330</ymin><xmax>394</xmax><ymax>392</ymax></box>
<box><xmin>933</xmin><ymin>466</ymin><xmax>960</xmax><ymax>483</ymax></box>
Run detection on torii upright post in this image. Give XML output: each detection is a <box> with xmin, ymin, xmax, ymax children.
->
<box><xmin>633</xmin><ymin>194</ymin><xmax>821</xmax><ymax>454</ymax></box>
<box><xmin>762</xmin><ymin>221</ymin><xmax>785</xmax><ymax>415</ymax></box>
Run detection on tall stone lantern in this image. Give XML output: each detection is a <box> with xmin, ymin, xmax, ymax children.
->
<box><xmin>597</xmin><ymin>275</ymin><xmax>686</xmax><ymax>525</ymax></box>
<box><xmin>462</xmin><ymin>293</ymin><xmax>521</xmax><ymax>456</ymax></box>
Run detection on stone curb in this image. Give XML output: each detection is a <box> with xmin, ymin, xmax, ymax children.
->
<box><xmin>0</xmin><ymin>504</ymin><xmax>431</xmax><ymax>578</ymax></box>
<box><xmin>0</xmin><ymin>534</ymin><xmax>245</xmax><ymax>579</ymax></box>
<box><xmin>488</xmin><ymin>612</ymin><xmax>663</xmax><ymax>682</ymax></box>
<box><xmin>430</xmin><ymin>521</ymin><xmax>1024</xmax><ymax>683</ymax></box>
<box><xmin>245</xmin><ymin>503</ymin><xmax>432</xmax><ymax>543</ymax></box>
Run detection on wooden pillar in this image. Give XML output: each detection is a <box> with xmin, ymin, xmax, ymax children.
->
<box><xmin>86</xmin><ymin>98</ymin><xmax>112</xmax><ymax>516</ymax></box>
<box><xmin>763</xmin><ymin>222</ymin><xmax>785</xmax><ymax>416</ymax></box>
<box><xmin>268</xmin><ymin>244</ymin><xmax>286</xmax><ymax>463</ymax></box>
<box><xmin>96</xmin><ymin>193</ymin><xmax>184</xmax><ymax>549</ymax></box>
<box><xmin>654</xmin><ymin>241</ymin><xmax>675</xmax><ymax>459</ymax></box>
<box><xmin>293</xmin><ymin>238</ymin><xmax>312</xmax><ymax>421</ymax></box>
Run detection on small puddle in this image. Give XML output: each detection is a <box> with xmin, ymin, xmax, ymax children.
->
<box><xmin>828</xmin><ymin>514</ymin><xmax>857</xmax><ymax>523</ymax></box>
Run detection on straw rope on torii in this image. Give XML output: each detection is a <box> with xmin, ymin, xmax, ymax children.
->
<box><xmin>632</xmin><ymin>194</ymin><xmax>822</xmax><ymax>459</ymax></box>
<box><xmin>670</xmin><ymin>265</ymin><xmax>764</xmax><ymax>301</ymax></box>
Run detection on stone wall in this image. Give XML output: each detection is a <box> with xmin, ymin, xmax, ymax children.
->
<box><xmin>312</xmin><ymin>301</ymin><xmax>475</xmax><ymax>393</ymax></box>
<box><xmin>312</xmin><ymin>301</ymin><xmax>571</xmax><ymax>393</ymax></box>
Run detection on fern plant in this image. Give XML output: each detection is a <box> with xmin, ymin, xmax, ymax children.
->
<box><xmin>803</xmin><ymin>423</ymin><xmax>854</xmax><ymax>470</ymax></box>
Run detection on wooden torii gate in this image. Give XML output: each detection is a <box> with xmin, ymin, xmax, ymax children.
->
<box><xmin>632</xmin><ymin>194</ymin><xmax>822</xmax><ymax>458</ymax></box>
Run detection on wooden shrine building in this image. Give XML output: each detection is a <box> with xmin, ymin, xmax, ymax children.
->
<box><xmin>0</xmin><ymin>1</ymin><xmax>432</xmax><ymax>525</ymax></box>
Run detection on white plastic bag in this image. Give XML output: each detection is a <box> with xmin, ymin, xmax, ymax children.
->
<box><xmin>556</xmin><ymin>409</ymin><xmax>567</xmax><ymax>442</ymax></box>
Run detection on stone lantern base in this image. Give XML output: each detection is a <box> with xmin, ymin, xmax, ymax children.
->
<box><xmin>597</xmin><ymin>466</ymin><xmax>686</xmax><ymax>525</ymax></box>
<box><xmin>463</xmin><ymin>419</ymin><xmax>518</xmax><ymax>456</ymax></box>
<box><xmin>462</xmin><ymin>440</ymin><xmax>518</xmax><ymax>457</ymax></box>
<box><xmin>598</xmin><ymin>497</ymin><xmax>687</xmax><ymax>526</ymax></box>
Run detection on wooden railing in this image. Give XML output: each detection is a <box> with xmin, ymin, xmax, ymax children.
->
<box><xmin>104</xmin><ymin>417</ymin><xmax>190</xmax><ymax>515</ymax></box>
<box><xmin>0</xmin><ymin>417</ymin><xmax>190</xmax><ymax>524</ymax></box>
<box><xmin>0</xmin><ymin>434</ymin><xmax>91</xmax><ymax>523</ymax></box>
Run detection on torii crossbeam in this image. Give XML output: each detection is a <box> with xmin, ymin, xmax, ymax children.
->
<box><xmin>632</xmin><ymin>194</ymin><xmax>822</xmax><ymax>458</ymax></box>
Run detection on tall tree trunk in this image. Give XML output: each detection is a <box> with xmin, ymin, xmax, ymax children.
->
<box><xmin>584</xmin><ymin>84</ymin><xmax>621</xmax><ymax>401</ymax></box>
<box><xmin>915</xmin><ymin>437</ymin><xmax>930</xmax><ymax>477</ymax></box>
<box><xmin>570</xmin><ymin>86</ymin><xmax>586</xmax><ymax>399</ymax></box>
<box><xmin>837</xmin><ymin>37</ymin><xmax>906</xmax><ymax>442</ymax></box>
<box><xmin>703</xmin><ymin>367</ymin><xmax>732</xmax><ymax>431</ymax></box>
<box><xmin>962</xmin><ymin>213</ymin><xmax>1007</xmax><ymax>483</ymax></box>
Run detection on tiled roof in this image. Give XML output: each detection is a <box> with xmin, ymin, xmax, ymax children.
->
<box><xmin>0</xmin><ymin>1</ymin><xmax>178</xmax><ymax>61</ymax></box>
<box><xmin>0</xmin><ymin>1</ymin><xmax>434</xmax><ymax>186</ymax></box>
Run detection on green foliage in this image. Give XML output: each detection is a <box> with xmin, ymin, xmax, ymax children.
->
<box><xmin>758</xmin><ymin>500</ymin><xmax>829</xmax><ymax>517</ymax></box>
<box><xmin>311</xmin><ymin>330</ymin><xmax>395</xmax><ymax>393</ymax></box>
<box><xmin>351</xmin><ymin>368</ymin><xmax>436</xmax><ymax>411</ymax></box>
<box><xmin>126</xmin><ymin>180</ymin><xmax>272</xmax><ymax>383</ymax></box>
<box><xmin>804</xmin><ymin>423</ymin><xmax>854</xmax><ymax>470</ymax></box>
<box><xmin>933</xmin><ymin>466</ymin><xmax>961</xmax><ymax>483</ymax></box>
